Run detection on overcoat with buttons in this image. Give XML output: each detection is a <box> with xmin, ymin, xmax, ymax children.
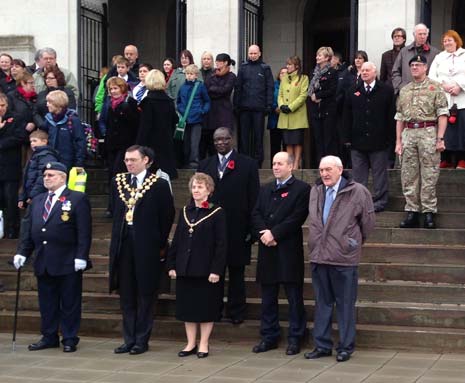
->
<box><xmin>252</xmin><ymin>176</ymin><xmax>310</xmax><ymax>284</ymax></box>
<box><xmin>277</xmin><ymin>72</ymin><xmax>309</xmax><ymax>130</ymax></box>
<box><xmin>17</xmin><ymin>188</ymin><xmax>92</xmax><ymax>276</ymax></box>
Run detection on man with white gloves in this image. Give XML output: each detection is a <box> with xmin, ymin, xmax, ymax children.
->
<box><xmin>13</xmin><ymin>161</ymin><xmax>92</xmax><ymax>352</ymax></box>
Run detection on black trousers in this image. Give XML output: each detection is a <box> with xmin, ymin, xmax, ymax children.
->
<box><xmin>0</xmin><ymin>180</ymin><xmax>19</xmax><ymax>234</ymax></box>
<box><xmin>224</xmin><ymin>265</ymin><xmax>246</xmax><ymax>320</ymax></box>
<box><xmin>118</xmin><ymin>230</ymin><xmax>157</xmax><ymax>347</ymax></box>
<box><xmin>260</xmin><ymin>282</ymin><xmax>306</xmax><ymax>344</ymax></box>
<box><xmin>37</xmin><ymin>271</ymin><xmax>83</xmax><ymax>346</ymax></box>
<box><xmin>310</xmin><ymin>103</ymin><xmax>338</xmax><ymax>165</ymax></box>
<box><xmin>239</xmin><ymin>111</ymin><xmax>265</xmax><ymax>167</ymax></box>
<box><xmin>269</xmin><ymin>129</ymin><xmax>283</xmax><ymax>166</ymax></box>
<box><xmin>351</xmin><ymin>149</ymin><xmax>389</xmax><ymax>210</ymax></box>
<box><xmin>311</xmin><ymin>263</ymin><xmax>358</xmax><ymax>353</ymax></box>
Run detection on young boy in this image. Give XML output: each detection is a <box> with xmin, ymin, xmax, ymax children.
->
<box><xmin>115</xmin><ymin>56</ymin><xmax>138</xmax><ymax>87</ymax></box>
<box><xmin>18</xmin><ymin>130</ymin><xmax>59</xmax><ymax>209</ymax></box>
<box><xmin>176</xmin><ymin>64</ymin><xmax>210</xmax><ymax>168</ymax></box>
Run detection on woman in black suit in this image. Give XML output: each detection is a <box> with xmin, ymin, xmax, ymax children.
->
<box><xmin>136</xmin><ymin>69</ymin><xmax>177</xmax><ymax>179</ymax></box>
<box><xmin>167</xmin><ymin>172</ymin><xmax>226</xmax><ymax>358</ymax></box>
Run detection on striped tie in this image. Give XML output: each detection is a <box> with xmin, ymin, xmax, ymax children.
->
<box><xmin>136</xmin><ymin>85</ymin><xmax>146</xmax><ymax>104</ymax></box>
<box><xmin>43</xmin><ymin>193</ymin><xmax>55</xmax><ymax>222</ymax></box>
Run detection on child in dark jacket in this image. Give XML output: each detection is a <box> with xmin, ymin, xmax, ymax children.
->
<box><xmin>176</xmin><ymin>64</ymin><xmax>210</xmax><ymax>168</ymax></box>
<box><xmin>18</xmin><ymin>129</ymin><xmax>59</xmax><ymax>208</ymax></box>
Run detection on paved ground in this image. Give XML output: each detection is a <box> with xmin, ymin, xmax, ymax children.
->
<box><xmin>1</xmin><ymin>333</ymin><xmax>464</xmax><ymax>382</ymax></box>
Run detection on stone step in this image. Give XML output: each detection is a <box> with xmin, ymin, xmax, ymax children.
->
<box><xmin>1</xmin><ymin>310</ymin><xmax>464</xmax><ymax>352</ymax></box>
<box><xmin>1</xmin><ymin>271</ymin><xmax>463</xmax><ymax>304</ymax></box>
<box><xmin>1</xmin><ymin>291</ymin><xmax>465</xmax><ymax>330</ymax></box>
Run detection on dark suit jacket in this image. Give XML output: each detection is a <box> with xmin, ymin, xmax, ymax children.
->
<box><xmin>252</xmin><ymin>176</ymin><xmax>310</xmax><ymax>284</ymax></box>
<box><xmin>342</xmin><ymin>80</ymin><xmax>395</xmax><ymax>151</ymax></box>
<box><xmin>109</xmin><ymin>172</ymin><xmax>175</xmax><ymax>295</ymax></box>
<box><xmin>167</xmin><ymin>202</ymin><xmax>227</xmax><ymax>277</ymax></box>
<box><xmin>17</xmin><ymin>188</ymin><xmax>92</xmax><ymax>276</ymax></box>
<box><xmin>198</xmin><ymin>150</ymin><xmax>260</xmax><ymax>266</ymax></box>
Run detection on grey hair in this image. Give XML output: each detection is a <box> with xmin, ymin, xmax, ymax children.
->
<box><xmin>320</xmin><ymin>155</ymin><xmax>343</xmax><ymax>168</ymax></box>
<box><xmin>39</xmin><ymin>47</ymin><xmax>57</xmax><ymax>59</ymax></box>
<box><xmin>413</xmin><ymin>23</ymin><xmax>429</xmax><ymax>36</ymax></box>
<box><xmin>362</xmin><ymin>61</ymin><xmax>377</xmax><ymax>72</ymax></box>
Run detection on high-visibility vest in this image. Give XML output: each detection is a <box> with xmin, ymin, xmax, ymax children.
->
<box><xmin>68</xmin><ymin>167</ymin><xmax>87</xmax><ymax>193</ymax></box>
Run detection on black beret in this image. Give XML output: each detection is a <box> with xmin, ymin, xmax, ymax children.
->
<box><xmin>43</xmin><ymin>161</ymin><xmax>68</xmax><ymax>174</ymax></box>
<box><xmin>409</xmin><ymin>55</ymin><xmax>427</xmax><ymax>65</ymax></box>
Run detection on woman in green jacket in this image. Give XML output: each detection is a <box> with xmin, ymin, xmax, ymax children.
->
<box><xmin>277</xmin><ymin>56</ymin><xmax>309</xmax><ymax>169</ymax></box>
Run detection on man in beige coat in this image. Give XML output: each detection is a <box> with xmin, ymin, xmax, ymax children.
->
<box><xmin>304</xmin><ymin>155</ymin><xmax>375</xmax><ymax>362</ymax></box>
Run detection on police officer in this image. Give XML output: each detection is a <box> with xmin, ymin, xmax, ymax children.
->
<box><xmin>13</xmin><ymin>162</ymin><xmax>92</xmax><ymax>352</ymax></box>
<box><xmin>395</xmin><ymin>55</ymin><xmax>449</xmax><ymax>229</ymax></box>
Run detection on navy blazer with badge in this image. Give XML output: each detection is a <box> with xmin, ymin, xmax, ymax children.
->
<box><xmin>17</xmin><ymin>188</ymin><xmax>92</xmax><ymax>276</ymax></box>
<box><xmin>252</xmin><ymin>176</ymin><xmax>310</xmax><ymax>284</ymax></box>
<box><xmin>109</xmin><ymin>172</ymin><xmax>175</xmax><ymax>295</ymax></box>
<box><xmin>198</xmin><ymin>150</ymin><xmax>260</xmax><ymax>266</ymax></box>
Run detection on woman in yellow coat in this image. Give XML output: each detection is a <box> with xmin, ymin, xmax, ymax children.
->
<box><xmin>278</xmin><ymin>56</ymin><xmax>309</xmax><ymax>169</ymax></box>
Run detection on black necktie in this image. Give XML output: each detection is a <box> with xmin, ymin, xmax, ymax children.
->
<box><xmin>366</xmin><ymin>85</ymin><xmax>371</xmax><ymax>94</ymax></box>
<box><xmin>131</xmin><ymin>176</ymin><xmax>138</xmax><ymax>189</ymax></box>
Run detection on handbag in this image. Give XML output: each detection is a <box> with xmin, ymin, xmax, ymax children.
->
<box><xmin>174</xmin><ymin>82</ymin><xmax>200</xmax><ymax>141</ymax></box>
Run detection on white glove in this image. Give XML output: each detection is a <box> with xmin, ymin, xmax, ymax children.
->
<box><xmin>74</xmin><ymin>259</ymin><xmax>87</xmax><ymax>272</ymax></box>
<box><xmin>13</xmin><ymin>255</ymin><xmax>26</xmax><ymax>270</ymax></box>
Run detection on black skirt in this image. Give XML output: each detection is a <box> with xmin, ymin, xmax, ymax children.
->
<box><xmin>445</xmin><ymin>108</ymin><xmax>465</xmax><ymax>151</ymax></box>
<box><xmin>282</xmin><ymin>128</ymin><xmax>305</xmax><ymax>145</ymax></box>
<box><xmin>175</xmin><ymin>276</ymin><xmax>223</xmax><ymax>322</ymax></box>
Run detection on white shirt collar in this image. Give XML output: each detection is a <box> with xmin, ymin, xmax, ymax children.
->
<box><xmin>118</xmin><ymin>74</ymin><xmax>129</xmax><ymax>81</ymax></box>
<box><xmin>132</xmin><ymin>169</ymin><xmax>147</xmax><ymax>187</ymax></box>
<box><xmin>277</xmin><ymin>175</ymin><xmax>293</xmax><ymax>186</ymax></box>
<box><xmin>49</xmin><ymin>184</ymin><xmax>67</xmax><ymax>209</ymax></box>
<box><xmin>218</xmin><ymin>150</ymin><xmax>233</xmax><ymax>162</ymax></box>
<box><xmin>365</xmin><ymin>80</ymin><xmax>376</xmax><ymax>89</ymax></box>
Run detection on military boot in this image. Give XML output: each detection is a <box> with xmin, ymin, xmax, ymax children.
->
<box><xmin>424</xmin><ymin>212</ymin><xmax>436</xmax><ymax>229</ymax></box>
<box><xmin>399</xmin><ymin>212</ymin><xmax>420</xmax><ymax>228</ymax></box>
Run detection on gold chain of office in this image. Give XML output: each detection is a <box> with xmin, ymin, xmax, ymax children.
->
<box><xmin>116</xmin><ymin>173</ymin><xmax>158</xmax><ymax>223</ymax></box>
<box><xmin>183</xmin><ymin>206</ymin><xmax>222</xmax><ymax>234</ymax></box>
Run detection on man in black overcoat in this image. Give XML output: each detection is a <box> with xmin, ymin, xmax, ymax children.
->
<box><xmin>251</xmin><ymin>152</ymin><xmax>310</xmax><ymax>355</ymax></box>
<box><xmin>109</xmin><ymin>145</ymin><xmax>175</xmax><ymax>355</ymax></box>
<box><xmin>197</xmin><ymin>127</ymin><xmax>260</xmax><ymax>324</ymax></box>
<box><xmin>14</xmin><ymin>161</ymin><xmax>92</xmax><ymax>352</ymax></box>
<box><xmin>342</xmin><ymin>61</ymin><xmax>395</xmax><ymax>212</ymax></box>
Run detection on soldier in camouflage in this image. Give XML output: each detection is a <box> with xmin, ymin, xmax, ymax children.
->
<box><xmin>395</xmin><ymin>55</ymin><xmax>449</xmax><ymax>229</ymax></box>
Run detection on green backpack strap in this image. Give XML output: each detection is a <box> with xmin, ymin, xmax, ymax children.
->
<box><xmin>174</xmin><ymin>82</ymin><xmax>200</xmax><ymax>141</ymax></box>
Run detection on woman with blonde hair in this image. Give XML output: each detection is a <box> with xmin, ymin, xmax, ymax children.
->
<box><xmin>136</xmin><ymin>69</ymin><xmax>177</xmax><ymax>179</ymax></box>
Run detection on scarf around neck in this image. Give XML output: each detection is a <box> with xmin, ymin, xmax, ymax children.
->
<box><xmin>309</xmin><ymin>63</ymin><xmax>330</xmax><ymax>95</ymax></box>
<box><xmin>17</xmin><ymin>86</ymin><xmax>37</xmax><ymax>101</ymax></box>
<box><xmin>111</xmin><ymin>94</ymin><xmax>127</xmax><ymax>110</ymax></box>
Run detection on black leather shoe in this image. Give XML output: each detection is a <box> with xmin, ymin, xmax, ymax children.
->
<box><xmin>178</xmin><ymin>346</ymin><xmax>198</xmax><ymax>357</ymax></box>
<box><xmin>286</xmin><ymin>343</ymin><xmax>300</xmax><ymax>355</ymax></box>
<box><xmin>114</xmin><ymin>343</ymin><xmax>134</xmax><ymax>354</ymax></box>
<box><xmin>197</xmin><ymin>350</ymin><xmax>209</xmax><ymax>358</ymax></box>
<box><xmin>63</xmin><ymin>345</ymin><xmax>77</xmax><ymax>353</ymax></box>
<box><xmin>252</xmin><ymin>340</ymin><xmax>278</xmax><ymax>353</ymax></box>
<box><xmin>336</xmin><ymin>351</ymin><xmax>351</xmax><ymax>362</ymax></box>
<box><xmin>399</xmin><ymin>212</ymin><xmax>420</xmax><ymax>228</ymax></box>
<box><xmin>231</xmin><ymin>318</ymin><xmax>244</xmax><ymax>325</ymax></box>
<box><xmin>424</xmin><ymin>212</ymin><xmax>436</xmax><ymax>229</ymax></box>
<box><xmin>129</xmin><ymin>344</ymin><xmax>148</xmax><ymax>355</ymax></box>
<box><xmin>304</xmin><ymin>348</ymin><xmax>332</xmax><ymax>359</ymax></box>
<box><xmin>28</xmin><ymin>339</ymin><xmax>59</xmax><ymax>351</ymax></box>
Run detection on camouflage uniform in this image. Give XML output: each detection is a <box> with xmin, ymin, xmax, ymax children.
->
<box><xmin>395</xmin><ymin>77</ymin><xmax>448</xmax><ymax>213</ymax></box>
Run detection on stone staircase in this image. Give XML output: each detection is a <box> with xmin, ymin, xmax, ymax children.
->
<box><xmin>1</xmin><ymin>169</ymin><xmax>465</xmax><ymax>352</ymax></box>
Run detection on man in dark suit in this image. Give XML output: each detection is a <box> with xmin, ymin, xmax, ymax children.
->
<box><xmin>305</xmin><ymin>155</ymin><xmax>375</xmax><ymax>362</ymax></box>
<box><xmin>109</xmin><ymin>145</ymin><xmax>175</xmax><ymax>355</ymax></box>
<box><xmin>251</xmin><ymin>152</ymin><xmax>310</xmax><ymax>355</ymax></box>
<box><xmin>13</xmin><ymin>161</ymin><xmax>92</xmax><ymax>353</ymax></box>
<box><xmin>198</xmin><ymin>127</ymin><xmax>260</xmax><ymax>324</ymax></box>
<box><xmin>343</xmin><ymin>61</ymin><xmax>395</xmax><ymax>212</ymax></box>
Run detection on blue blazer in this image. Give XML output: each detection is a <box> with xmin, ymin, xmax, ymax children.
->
<box><xmin>17</xmin><ymin>187</ymin><xmax>92</xmax><ymax>276</ymax></box>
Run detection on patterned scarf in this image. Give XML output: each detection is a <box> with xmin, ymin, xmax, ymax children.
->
<box><xmin>309</xmin><ymin>63</ymin><xmax>331</xmax><ymax>95</ymax></box>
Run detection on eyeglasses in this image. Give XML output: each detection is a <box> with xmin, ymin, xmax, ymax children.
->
<box><xmin>45</xmin><ymin>76</ymin><xmax>56</xmax><ymax>80</ymax></box>
<box><xmin>393</xmin><ymin>35</ymin><xmax>405</xmax><ymax>39</ymax></box>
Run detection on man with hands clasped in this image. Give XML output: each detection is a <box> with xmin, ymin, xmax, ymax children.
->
<box><xmin>13</xmin><ymin>161</ymin><xmax>92</xmax><ymax>353</ymax></box>
<box><xmin>251</xmin><ymin>152</ymin><xmax>310</xmax><ymax>355</ymax></box>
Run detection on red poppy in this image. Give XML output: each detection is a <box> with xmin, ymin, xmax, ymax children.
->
<box><xmin>6</xmin><ymin>117</ymin><xmax>14</xmax><ymax>123</ymax></box>
<box><xmin>227</xmin><ymin>160</ymin><xmax>235</xmax><ymax>170</ymax></box>
<box><xmin>281</xmin><ymin>192</ymin><xmax>289</xmax><ymax>198</ymax></box>
<box><xmin>354</xmin><ymin>91</ymin><xmax>361</xmax><ymax>97</ymax></box>
<box><xmin>59</xmin><ymin>196</ymin><xmax>66</xmax><ymax>203</ymax></box>
<box><xmin>429</xmin><ymin>85</ymin><xmax>436</xmax><ymax>91</ymax></box>
<box><xmin>423</xmin><ymin>44</ymin><xmax>430</xmax><ymax>52</ymax></box>
<box><xmin>201</xmin><ymin>201</ymin><xmax>209</xmax><ymax>209</ymax></box>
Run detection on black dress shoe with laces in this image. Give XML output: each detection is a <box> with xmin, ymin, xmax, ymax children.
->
<box><xmin>424</xmin><ymin>212</ymin><xmax>436</xmax><ymax>229</ymax></box>
<box><xmin>286</xmin><ymin>343</ymin><xmax>301</xmax><ymax>355</ymax></box>
<box><xmin>129</xmin><ymin>344</ymin><xmax>148</xmax><ymax>355</ymax></box>
<box><xmin>336</xmin><ymin>351</ymin><xmax>351</xmax><ymax>362</ymax></box>
<box><xmin>252</xmin><ymin>340</ymin><xmax>278</xmax><ymax>353</ymax></box>
<box><xmin>63</xmin><ymin>345</ymin><xmax>77</xmax><ymax>353</ymax></box>
<box><xmin>399</xmin><ymin>212</ymin><xmax>420</xmax><ymax>228</ymax></box>
<box><xmin>178</xmin><ymin>346</ymin><xmax>198</xmax><ymax>357</ymax></box>
<box><xmin>304</xmin><ymin>348</ymin><xmax>332</xmax><ymax>359</ymax></box>
<box><xmin>114</xmin><ymin>343</ymin><xmax>134</xmax><ymax>354</ymax></box>
<box><xmin>28</xmin><ymin>339</ymin><xmax>59</xmax><ymax>351</ymax></box>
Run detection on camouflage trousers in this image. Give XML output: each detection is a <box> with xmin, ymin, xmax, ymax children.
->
<box><xmin>400</xmin><ymin>126</ymin><xmax>440</xmax><ymax>213</ymax></box>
